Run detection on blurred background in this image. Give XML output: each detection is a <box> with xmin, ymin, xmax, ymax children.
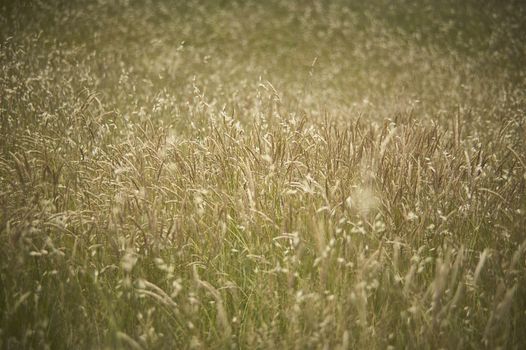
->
<box><xmin>2</xmin><ymin>0</ymin><xmax>525</xmax><ymax>126</ymax></box>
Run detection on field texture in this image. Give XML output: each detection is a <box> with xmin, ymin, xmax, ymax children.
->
<box><xmin>1</xmin><ymin>0</ymin><xmax>526</xmax><ymax>349</ymax></box>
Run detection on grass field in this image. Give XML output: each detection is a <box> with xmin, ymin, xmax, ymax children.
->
<box><xmin>1</xmin><ymin>0</ymin><xmax>526</xmax><ymax>348</ymax></box>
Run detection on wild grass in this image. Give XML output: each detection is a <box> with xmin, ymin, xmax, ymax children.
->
<box><xmin>1</xmin><ymin>0</ymin><xmax>525</xmax><ymax>349</ymax></box>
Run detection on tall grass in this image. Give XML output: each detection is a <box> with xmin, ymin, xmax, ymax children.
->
<box><xmin>1</xmin><ymin>0</ymin><xmax>525</xmax><ymax>348</ymax></box>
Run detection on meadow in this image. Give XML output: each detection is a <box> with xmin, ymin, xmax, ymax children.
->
<box><xmin>1</xmin><ymin>0</ymin><xmax>525</xmax><ymax>348</ymax></box>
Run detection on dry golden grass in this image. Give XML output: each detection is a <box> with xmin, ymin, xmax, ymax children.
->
<box><xmin>1</xmin><ymin>0</ymin><xmax>525</xmax><ymax>349</ymax></box>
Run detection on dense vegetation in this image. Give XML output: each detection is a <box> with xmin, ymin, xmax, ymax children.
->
<box><xmin>1</xmin><ymin>0</ymin><xmax>525</xmax><ymax>348</ymax></box>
